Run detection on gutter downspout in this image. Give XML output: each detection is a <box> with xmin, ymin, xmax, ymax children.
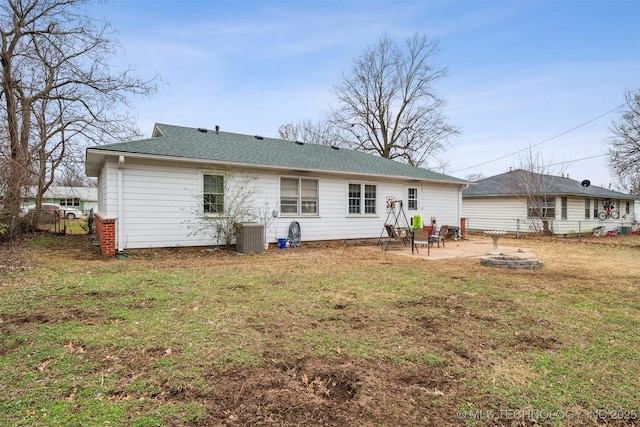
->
<box><xmin>118</xmin><ymin>155</ymin><xmax>125</xmax><ymax>253</ymax></box>
<box><xmin>460</xmin><ymin>184</ymin><xmax>469</xmax><ymax>238</ymax></box>
<box><xmin>459</xmin><ymin>184</ymin><xmax>468</xmax><ymax>223</ymax></box>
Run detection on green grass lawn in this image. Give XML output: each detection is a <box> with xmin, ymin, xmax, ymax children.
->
<box><xmin>0</xmin><ymin>234</ymin><xmax>638</xmax><ymax>426</ymax></box>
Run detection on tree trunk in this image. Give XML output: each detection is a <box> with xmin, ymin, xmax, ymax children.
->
<box><xmin>2</xmin><ymin>54</ymin><xmax>28</xmax><ymax>237</ymax></box>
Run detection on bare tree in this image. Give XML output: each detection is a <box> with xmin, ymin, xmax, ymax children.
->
<box><xmin>186</xmin><ymin>168</ymin><xmax>260</xmax><ymax>248</ymax></box>
<box><xmin>611</xmin><ymin>173</ymin><xmax>640</xmax><ymax>196</ymax></box>
<box><xmin>0</xmin><ymin>0</ymin><xmax>156</xmax><ymax>238</ymax></box>
<box><xmin>278</xmin><ymin>119</ymin><xmax>343</xmax><ymax>146</ymax></box>
<box><xmin>277</xmin><ymin>122</ymin><xmax>300</xmax><ymax>142</ymax></box>
<box><xmin>607</xmin><ymin>88</ymin><xmax>640</xmax><ymax>195</ymax></box>
<box><xmin>508</xmin><ymin>149</ymin><xmax>566</xmax><ymax>234</ymax></box>
<box><xmin>54</xmin><ymin>163</ymin><xmax>95</xmax><ymax>187</ymax></box>
<box><xmin>330</xmin><ymin>33</ymin><xmax>460</xmax><ymax>167</ymax></box>
<box><xmin>464</xmin><ymin>172</ymin><xmax>485</xmax><ymax>182</ymax></box>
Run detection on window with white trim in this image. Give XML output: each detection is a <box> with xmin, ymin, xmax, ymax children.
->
<box><xmin>203</xmin><ymin>174</ymin><xmax>224</xmax><ymax>214</ymax></box>
<box><xmin>527</xmin><ymin>197</ymin><xmax>555</xmax><ymax>218</ymax></box>
<box><xmin>585</xmin><ymin>198</ymin><xmax>590</xmax><ymax>219</ymax></box>
<box><xmin>60</xmin><ymin>198</ymin><xmax>80</xmax><ymax>207</ymax></box>
<box><xmin>348</xmin><ymin>183</ymin><xmax>376</xmax><ymax>215</ymax></box>
<box><xmin>280</xmin><ymin>177</ymin><xmax>318</xmax><ymax>216</ymax></box>
<box><xmin>407</xmin><ymin>187</ymin><xmax>418</xmax><ymax>210</ymax></box>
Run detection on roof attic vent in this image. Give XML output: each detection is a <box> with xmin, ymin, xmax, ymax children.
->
<box><xmin>215</xmin><ymin>125</ymin><xmax>220</xmax><ymax>133</ymax></box>
<box><xmin>331</xmin><ymin>145</ymin><xmax>339</xmax><ymax>150</ymax></box>
<box><xmin>197</xmin><ymin>127</ymin><xmax>208</xmax><ymax>133</ymax></box>
<box><xmin>295</xmin><ymin>141</ymin><xmax>304</xmax><ymax>145</ymax></box>
<box><xmin>254</xmin><ymin>135</ymin><xmax>264</xmax><ymax>140</ymax></box>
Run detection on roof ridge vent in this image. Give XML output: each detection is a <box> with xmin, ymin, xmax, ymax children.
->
<box><xmin>254</xmin><ymin>135</ymin><xmax>264</xmax><ymax>140</ymax></box>
<box><xmin>197</xmin><ymin>128</ymin><xmax>208</xmax><ymax>133</ymax></box>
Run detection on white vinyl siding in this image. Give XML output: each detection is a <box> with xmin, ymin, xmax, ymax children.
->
<box><xmin>97</xmin><ymin>159</ymin><xmax>118</xmax><ymax>217</ymax></box>
<box><xmin>120</xmin><ymin>162</ymin><xmax>206</xmax><ymax>248</ymax></box>
<box><xmin>463</xmin><ymin>195</ymin><xmax>633</xmax><ymax>235</ymax></box>
<box><xmin>462</xmin><ymin>197</ymin><xmax>527</xmax><ymax>233</ymax></box>
<box><xmin>95</xmin><ymin>157</ymin><xmax>465</xmax><ymax>250</ymax></box>
<box><xmin>421</xmin><ymin>184</ymin><xmax>462</xmax><ymax>228</ymax></box>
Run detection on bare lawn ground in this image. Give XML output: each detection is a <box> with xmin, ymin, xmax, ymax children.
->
<box><xmin>0</xmin><ymin>233</ymin><xmax>639</xmax><ymax>426</ymax></box>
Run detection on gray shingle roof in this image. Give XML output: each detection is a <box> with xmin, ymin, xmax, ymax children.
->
<box><xmin>24</xmin><ymin>186</ymin><xmax>97</xmax><ymax>201</ymax></box>
<box><xmin>86</xmin><ymin>123</ymin><xmax>468</xmax><ymax>184</ymax></box>
<box><xmin>462</xmin><ymin>169</ymin><xmax>638</xmax><ymax>200</ymax></box>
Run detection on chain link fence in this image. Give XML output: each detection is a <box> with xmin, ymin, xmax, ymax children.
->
<box><xmin>463</xmin><ymin>216</ymin><xmax>638</xmax><ymax>241</ymax></box>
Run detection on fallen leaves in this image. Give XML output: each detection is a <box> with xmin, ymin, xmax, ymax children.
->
<box><xmin>64</xmin><ymin>342</ymin><xmax>85</xmax><ymax>354</ymax></box>
<box><xmin>37</xmin><ymin>359</ymin><xmax>52</xmax><ymax>372</ymax></box>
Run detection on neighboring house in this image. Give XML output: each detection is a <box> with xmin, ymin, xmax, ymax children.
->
<box><xmin>22</xmin><ymin>186</ymin><xmax>98</xmax><ymax>214</ymax></box>
<box><xmin>85</xmin><ymin>123</ymin><xmax>469</xmax><ymax>256</ymax></box>
<box><xmin>462</xmin><ymin>169</ymin><xmax>638</xmax><ymax>235</ymax></box>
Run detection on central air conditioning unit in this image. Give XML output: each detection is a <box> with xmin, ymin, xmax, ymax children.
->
<box><xmin>236</xmin><ymin>223</ymin><xmax>265</xmax><ymax>254</ymax></box>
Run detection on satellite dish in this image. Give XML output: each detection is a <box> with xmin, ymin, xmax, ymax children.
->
<box><xmin>581</xmin><ymin>179</ymin><xmax>591</xmax><ymax>188</ymax></box>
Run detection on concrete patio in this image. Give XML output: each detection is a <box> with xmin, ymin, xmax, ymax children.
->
<box><xmin>370</xmin><ymin>235</ymin><xmax>537</xmax><ymax>260</ymax></box>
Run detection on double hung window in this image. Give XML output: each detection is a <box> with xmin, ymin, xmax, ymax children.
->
<box><xmin>585</xmin><ymin>198</ymin><xmax>590</xmax><ymax>219</ymax></box>
<box><xmin>348</xmin><ymin>183</ymin><xmax>376</xmax><ymax>215</ymax></box>
<box><xmin>280</xmin><ymin>177</ymin><xmax>318</xmax><ymax>216</ymax></box>
<box><xmin>407</xmin><ymin>188</ymin><xmax>418</xmax><ymax>211</ymax></box>
<box><xmin>203</xmin><ymin>174</ymin><xmax>224</xmax><ymax>214</ymax></box>
<box><xmin>527</xmin><ymin>197</ymin><xmax>555</xmax><ymax>218</ymax></box>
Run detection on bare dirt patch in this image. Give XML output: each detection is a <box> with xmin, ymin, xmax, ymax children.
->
<box><xmin>0</xmin><ymin>236</ymin><xmax>33</xmax><ymax>274</ymax></box>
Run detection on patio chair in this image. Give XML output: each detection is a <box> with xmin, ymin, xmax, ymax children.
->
<box><xmin>429</xmin><ymin>225</ymin><xmax>448</xmax><ymax>248</ymax></box>
<box><xmin>411</xmin><ymin>227</ymin><xmax>431</xmax><ymax>255</ymax></box>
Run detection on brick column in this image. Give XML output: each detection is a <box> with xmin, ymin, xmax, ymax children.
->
<box><xmin>95</xmin><ymin>213</ymin><xmax>116</xmax><ymax>257</ymax></box>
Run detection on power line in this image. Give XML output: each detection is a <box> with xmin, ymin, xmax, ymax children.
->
<box><xmin>451</xmin><ymin>104</ymin><xmax>624</xmax><ymax>174</ymax></box>
<box><xmin>545</xmin><ymin>153</ymin><xmax>608</xmax><ymax>168</ymax></box>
